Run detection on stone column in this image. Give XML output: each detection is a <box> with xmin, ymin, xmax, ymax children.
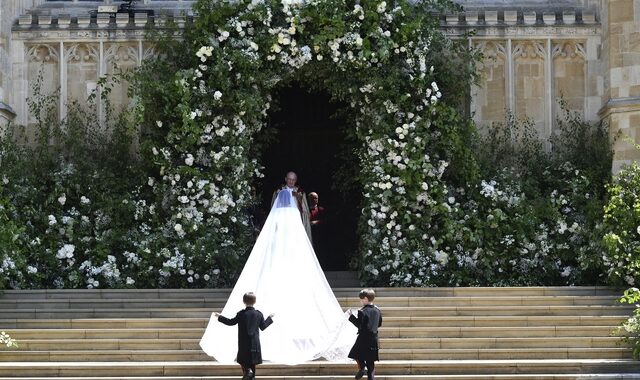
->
<box><xmin>0</xmin><ymin>0</ymin><xmax>44</xmax><ymax>133</ymax></box>
<box><xmin>599</xmin><ymin>0</ymin><xmax>640</xmax><ymax>172</ymax></box>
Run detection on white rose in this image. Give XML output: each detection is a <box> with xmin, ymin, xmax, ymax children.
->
<box><xmin>58</xmin><ymin>194</ymin><xmax>67</xmax><ymax>206</ymax></box>
<box><xmin>80</xmin><ymin>196</ymin><xmax>90</xmax><ymax>205</ymax></box>
<box><xmin>214</xmin><ymin>91</ymin><xmax>222</xmax><ymax>100</ymax></box>
<box><xmin>126</xmin><ymin>277</ymin><xmax>135</xmax><ymax>285</ymax></box>
<box><xmin>185</xmin><ymin>154</ymin><xmax>194</xmax><ymax>166</ymax></box>
<box><xmin>174</xmin><ymin>224</ymin><xmax>183</xmax><ymax>233</ymax></box>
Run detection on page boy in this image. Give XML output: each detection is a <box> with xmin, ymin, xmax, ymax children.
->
<box><xmin>348</xmin><ymin>288</ymin><xmax>383</xmax><ymax>380</ymax></box>
<box><xmin>214</xmin><ymin>292</ymin><xmax>274</xmax><ymax>380</ymax></box>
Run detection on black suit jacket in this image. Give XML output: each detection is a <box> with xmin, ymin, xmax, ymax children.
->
<box><xmin>218</xmin><ymin>307</ymin><xmax>273</xmax><ymax>365</ymax></box>
<box><xmin>348</xmin><ymin>304</ymin><xmax>383</xmax><ymax>361</ymax></box>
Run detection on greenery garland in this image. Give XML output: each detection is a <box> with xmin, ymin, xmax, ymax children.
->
<box><xmin>134</xmin><ymin>0</ymin><xmax>477</xmax><ymax>286</ymax></box>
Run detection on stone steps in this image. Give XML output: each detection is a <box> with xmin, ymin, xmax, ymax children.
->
<box><xmin>0</xmin><ymin>348</ymin><xmax>633</xmax><ymax>361</ymax></box>
<box><xmin>0</xmin><ymin>305</ymin><xmax>632</xmax><ymax>319</ymax></box>
<box><xmin>0</xmin><ymin>287</ymin><xmax>621</xmax><ymax>299</ymax></box>
<box><xmin>1</xmin><ymin>360</ymin><xmax>639</xmax><ymax>377</ymax></box>
<box><xmin>0</xmin><ymin>287</ymin><xmax>637</xmax><ymax>378</ymax></box>
<box><xmin>3</xmin><ymin>326</ymin><xmax>621</xmax><ymax>340</ymax></box>
<box><xmin>0</xmin><ymin>315</ymin><xmax>628</xmax><ymax>328</ymax></box>
<box><xmin>0</xmin><ymin>296</ymin><xmax>623</xmax><ymax>309</ymax></box>
<box><xmin>1</xmin><ymin>376</ymin><xmax>640</xmax><ymax>380</ymax></box>
<box><xmin>6</xmin><ymin>376</ymin><xmax>640</xmax><ymax>379</ymax></box>
<box><xmin>9</xmin><ymin>336</ymin><xmax>627</xmax><ymax>351</ymax></box>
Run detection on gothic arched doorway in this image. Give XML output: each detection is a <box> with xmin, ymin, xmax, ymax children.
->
<box><xmin>259</xmin><ymin>83</ymin><xmax>359</xmax><ymax>271</ymax></box>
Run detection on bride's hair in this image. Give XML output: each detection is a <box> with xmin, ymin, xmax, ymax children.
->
<box><xmin>243</xmin><ymin>292</ymin><xmax>257</xmax><ymax>305</ymax></box>
<box><xmin>359</xmin><ymin>289</ymin><xmax>376</xmax><ymax>302</ymax></box>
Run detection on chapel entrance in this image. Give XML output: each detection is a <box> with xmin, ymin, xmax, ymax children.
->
<box><xmin>259</xmin><ymin>84</ymin><xmax>359</xmax><ymax>271</ymax></box>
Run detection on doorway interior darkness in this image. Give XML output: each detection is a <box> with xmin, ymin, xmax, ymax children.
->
<box><xmin>259</xmin><ymin>84</ymin><xmax>358</xmax><ymax>271</ymax></box>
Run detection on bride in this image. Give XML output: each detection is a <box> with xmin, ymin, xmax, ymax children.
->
<box><xmin>200</xmin><ymin>171</ymin><xmax>356</xmax><ymax>365</ymax></box>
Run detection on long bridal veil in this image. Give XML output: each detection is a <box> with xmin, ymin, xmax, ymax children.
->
<box><xmin>199</xmin><ymin>188</ymin><xmax>357</xmax><ymax>365</ymax></box>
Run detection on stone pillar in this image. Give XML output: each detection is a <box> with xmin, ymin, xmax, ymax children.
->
<box><xmin>599</xmin><ymin>0</ymin><xmax>640</xmax><ymax>172</ymax></box>
<box><xmin>0</xmin><ymin>0</ymin><xmax>44</xmax><ymax>133</ymax></box>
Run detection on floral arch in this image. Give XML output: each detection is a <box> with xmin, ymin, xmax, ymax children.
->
<box><xmin>134</xmin><ymin>0</ymin><xmax>476</xmax><ymax>287</ymax></box>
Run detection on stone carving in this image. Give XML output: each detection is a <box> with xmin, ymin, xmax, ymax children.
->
<box><xmin>512</xmin><ymin>41</ymin><xmax>545</xmax><ymax>59</ymax></box>
<box><xmin>142</xmin><ymin>46</ymin><xmax>160</xmax><ymax>61</ymax></box>
<box><xmin>65</xmin><ymin>44</ymin><xmax>99</xmax><ymax>64</ymax></box>
<box><xmin>105</xmin><ymin>44</ymin><xmax>139</xmax><ymax>65</ymax></box>
<box><xmin>26</xmin><ymin>44</ymin><xmax>59</xmax><ymax>63</ymax></box>
<box><xmin>552</xmin><ymin>41</ymin><xmax>586</xmax><ymax>60</ymax></box>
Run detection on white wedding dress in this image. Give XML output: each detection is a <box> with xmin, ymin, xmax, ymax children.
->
<box><xmin>200</xmin><ymin>187</ymin><xmax>357</xmax><ymax>365</ymax></box>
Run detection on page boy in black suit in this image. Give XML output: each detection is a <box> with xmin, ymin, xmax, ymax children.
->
<box><xmin>214</xmin><ymin>292</ymin><xmax>274</xmax><ymax>380</ymax></box>
<box><xmin>348</xmin><ymin>288</ymin><xmax>383</xmax><ymax>380</ymax></box>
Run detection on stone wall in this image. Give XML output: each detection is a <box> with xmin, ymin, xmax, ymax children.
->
<box><xmin>0</xmin><ymin>0</ymin><xmax>44</xmax><ymax>127</ymax></box>
<box><xmin>3</xmin><ymin>0</ymin><xmax>640</xmax><ymax>172</ymax></box>
<box><xmin>599</xmin><ymin>0</ymin><xmax>640</xmax><ymax>172</ymax></box>
<box><xmin>456</xmin><ymin>3</ymin><xmax>603</xmax><ymax>139</ymax></box>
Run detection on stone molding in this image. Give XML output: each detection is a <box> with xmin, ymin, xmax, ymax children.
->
<box><xmin>598</xmin><ymin>97</ymin><xmax>640</xmax><ymax>119</ymax></box>
<box><xmin>11</xmin><ymin>8</ymin><xmax>598</xmax><ymax>39</ymax></box>
<box><xmin>0</xmin><ymin>101</ymin><xmax>17</xmax><ymax>122</ymax></box>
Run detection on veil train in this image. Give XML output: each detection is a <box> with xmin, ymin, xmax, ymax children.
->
<box><xmin>199</xmin><ymin>188</ymin><xmax>357</xmax><ymax>364</ymax></box>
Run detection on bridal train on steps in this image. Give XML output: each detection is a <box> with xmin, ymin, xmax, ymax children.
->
<box><xmin>200</xmin><ymin>187</ymin><xmax>357</xmax><ymax>365</ymax></box>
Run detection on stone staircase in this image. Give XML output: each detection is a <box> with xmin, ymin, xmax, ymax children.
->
<box><xmin>0</xmin><ymin>285</ymin><xmax>639</xmax><ymax>379</ymax></box>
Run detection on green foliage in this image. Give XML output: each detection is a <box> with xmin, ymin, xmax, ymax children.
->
<box><xmin>616</xmin><ymin>287</ymin><xmax>640</xmax><ymax>359</ymax></box>
<box><xmin>132</xmin><ymin>0</ymin><xmax>480</xmax><ymax>288</ymax></box>
<box><xmin>603</xmin><ymin>162</ymin><xmax>640</xmax><ymax>287</ymax></box>
<box><xmin>0</xmin><ymin>0</ymin><xmax>623</xmax><ymax>289</ymax></box>
<box><xmin>438</xmin><ymin>109</ymin><xmax>613</xmax><ymax>286</ymax></box>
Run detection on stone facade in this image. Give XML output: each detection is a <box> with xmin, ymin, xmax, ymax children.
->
<box><xmin>0</xmin><ymin>0</ymin><xmax>638</xmax><ymax>171</ymax></box>
<box><xmin>0</xmin><ymin>0</ymin><xmax>44</xmax><ymax>127</ymax></box>
<box><xmin>597</xmin><ymin>0</ymin><xmax>640</xmax><ymax>172</ymax></box>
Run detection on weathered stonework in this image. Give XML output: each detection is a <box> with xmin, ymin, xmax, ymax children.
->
<box><xmin>1</xmin><ymin>0</ymin><xmax>638</xmax><ymax>172</ymax></box>
<box><xmin>597</xmin><ymin>0</ymin><xmax>640</xmax><ymax>172</ymax></box>
<box><xmin>0</xmin><ymin>0</ymin><xmax>44</xmax><ymax>128</ymax></box>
